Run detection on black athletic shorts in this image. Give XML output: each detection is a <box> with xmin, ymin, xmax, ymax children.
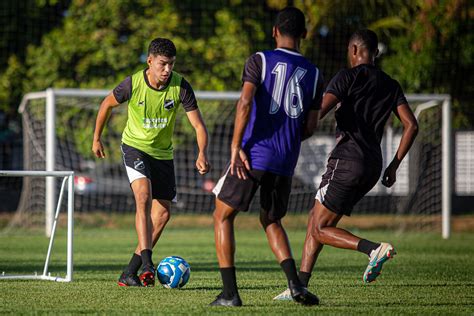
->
<box><xmin>121</xmin><ymin>143</ymin><xmax>176</xmax><ymax>201</ymax></box>
<box><xmin>212</xmin><ymin>164</ymin><xmax>292</xmax><ymax>221</ymax></box>
<box><xmin>315</xmin><ymin>158</ymin><xmax>382</xmax><ymax>216</ymax></box>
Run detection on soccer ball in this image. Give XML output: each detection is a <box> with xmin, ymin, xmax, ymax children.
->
<box><xmin>156</xmin><ymin>256</ymin><xmax>191</xmax><ymax>289</ymax></box>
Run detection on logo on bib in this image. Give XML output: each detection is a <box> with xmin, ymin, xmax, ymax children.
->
<box><xmin>164</xmin><ymin>99</ymin><xmax>175</xmax><ymax>110</ymax></box>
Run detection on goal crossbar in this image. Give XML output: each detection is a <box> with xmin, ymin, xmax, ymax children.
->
<box><xmin>0</xmin><ymin>170</ymin><xmax>74</xmax><ymax>282</ymax></box>
<box><xmin>17</xmin><ymin>89</ymin><xmax>452</xmax><ymax>238</ymax></box>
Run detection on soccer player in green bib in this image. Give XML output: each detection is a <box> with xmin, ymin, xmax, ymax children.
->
<box><xmin>92</xmin><ymin>38</ymin><xmax>210</xmax><ymax>287</ymax></box>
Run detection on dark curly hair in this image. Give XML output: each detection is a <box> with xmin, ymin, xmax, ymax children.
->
<box><xmin>148</xmin><ymin>38</ymin><xmax>176</xmax><ymax>57</ymax></box>
<box><xmin>274</xmin><ymin>6</ymin><xmax>306</xmax><ymax>38</ymax></box>
<box><xmin>349</xmin><ymin>29</ymin><xmax>378</xmax><ymax>55</ymax></box>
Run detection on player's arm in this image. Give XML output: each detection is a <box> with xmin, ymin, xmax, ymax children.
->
<box><xmin>302</xmin><ymin>109</ymin><xmax>320</xmax><ymax>141</ymax></box>
<box><xmin>93</xmin><ymin>76</ymin><xmax>131</xmax><ymax>158</ymax></box>
<box><xmin>302</xmin><ymin>70</ymin><xmax>324</xmax><ymax>140</ymax></box>
<box><xmin>321</xmin><ymin>69</ymin><xmax>350</xmax><ymax>119</ymax></box>
<box><xmin>92</xmin><ymin>93</ymin><xmax>120</xmax><ymax>158</ymax></box>
<box><xmin>180</xmin><ymin>78</ymin><xmax>210</xmax><ymax>175</ymax></box>
<box><xmin>186</xmin><ymin>109</ymin><xmax>210</xmax><ymax>175</ymax></box>
<box><xmin>382</xmin><ymin>103</ymin><xmax>418</xmax><ymax>187</ymax></box>
<box><xmin>231</xmin><ymin>53</ymin><xmax>261</xmax><ymax>179</ymax></box>
<box><xmin>231</xmin><ymin>82</ymin><xmax>257</xmax><ymax>179</ymax></box>
<box><xmin>319</xmin><ymin>93</ymin><xmax>339</xmax><ymax>120</ymax></box>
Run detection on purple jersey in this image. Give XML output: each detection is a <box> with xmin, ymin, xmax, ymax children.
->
<box><xmin>242</xmin><ymin>48</ymin><xmax>323</xmax><ymax>176</ymax></box>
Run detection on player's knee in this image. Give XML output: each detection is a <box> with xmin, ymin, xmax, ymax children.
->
<box><xmin>134</xmin><ymin>191</ymin><xmax>151</xmax><ymax>207</ymax></box>
<box><xmin>213</xmin><ymin>207</ymin><xmax>234</xmax><ymax>224</ymax></box>
<box><xmin>259</xmin><ymin>212</ymin><xmax>279</xmax><ymax>229</ymax></box>
<box><xmin>157</xmin><ymin>208</ymin><xmax>170</xmax><ymax>224</ymax></box>
<box><xmin>212</xmin><ymin>208</ymin><xmax>225</xmax><ymax>223</ymax></box>
<box><xmin>310</xmin><ymin>223</ymin><xmax>325</xmax><ymax>242</ymax></box>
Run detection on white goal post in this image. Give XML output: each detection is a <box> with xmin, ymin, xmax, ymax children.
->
<box><xmin>409</xmin><ymin>94</ymin><xmax>452</xmax><ymax>239</ymax></box>
<box><xmin>17</xmin><ymin>89</ymin><xmax>452</xmax><ymax>238</ymax></box>
<box><xmin>18</xmin><ymin>88</ymin><xmax>240</xmax><ymax>236</ymax></box>
<box><xmin>0</xmin><ymin>170</ymin><xmax>74</xmax><ymax>282</ymax></box>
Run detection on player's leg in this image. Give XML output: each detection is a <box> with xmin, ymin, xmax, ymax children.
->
<box><xmin>148</xmin><ymin>158</ymin><xmax>176</xmax><ymax>248</ymax></box>
<box><xmin>146</xmin><ymin>159</ymin><xmax>176</xmax><ymax>249</ymax></box>
<box><xmin>117</xmin><ymin>178</ymin><xmax>152</xmax><ymax>287</ymax></box>
<box><xmin>310</xmin><ymin>200</ymin><xmax>358</xmax><ymax>247</ymax></box>
<box><xmin>118</xmin><ymin>144</ymin><xmax>153</xmax><ymax>287</ymax></box>
<box><xmin>273</xmin><ymin>207</ymin><xmax>327</xmax><ymax>299</ymax></box>
<box><xmin>137</xmin><ymin>159</ymin><xmax>176</xmax><ymax>286</ymax></box>
<box><xmin>129</xmin><ymin>199</ymin><xmax>171</xmax><ymax>287</ymax></box>
<box><xmin>260</xmin><ymin>212</ymin><xmax>292</xmax><ymax>262</ymax></box>
<box><xmin>214</xmin><ymin>199</ymin><xmax>238</xmax><ymax>267</ymax></box>
<box><xmin>312</xmin><ymin>158</ymin><xmax>395</xmax><ymax>282</ymax></box>
<box><xmin>312</xmin><ymin>200</ymin><xmax>395</xmax><ymax>282</ymax></box>
<box><xmin>131</xmin><ymin>178</ymin><xmax>156</xmax><ymax>286</ymax></box>
<box><xmin>260</xmin><ymin>173</ymin><xmax>319</xmax><ymax>306</ymax></box>
<box><xmin>210</xmin><ymin>164</ymin><xmax>259</xmax><ymax>306</ymax></box>
<box><xmin>150</xmin><ymin>199</ymin><xmax>171</xmax><ymax>247</ymax></box>
<box><xmin>211</xmin><ymin>198</ymin><xmax>242</xmax><ymax>306</ymax></box>
<box><xmin>299</xmin><ymin>203</ymin><xmax>340</xmax><ymax>285</ymax></box>
<box><xmin>273</xmin><ymin>204</ymin><xmax>333</xmax><ymax>300</ymax></box>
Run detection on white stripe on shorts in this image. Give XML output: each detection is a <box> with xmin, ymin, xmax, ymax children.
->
<box><xmin>125</xmin><ymin>166</ymin><xmax>178</xmax><ymax>203</ymax></box>
<box><xmin>316</xmin><ymin>183</ymin><xmax>328</xmax><ymax>204</ymax></box>
<box><xmin>125</xmin><ymin>165</ymin><xmax>146</xmax><ymax>184</ymax></box>
<box><xmin>212</xmin><ymin>165</ymin><xmax>232</xmax><ymax>196</ymax></box>
<box><xmin>315</xmin><ymin>159</ymin><xmax>340</xmax><ymax>203</ymax></box>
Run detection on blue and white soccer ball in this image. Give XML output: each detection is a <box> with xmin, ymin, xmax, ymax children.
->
<box><xmin>156</xmin><ymin>256</ymin><xmax>191</xmax><ymax>289</ymax></box>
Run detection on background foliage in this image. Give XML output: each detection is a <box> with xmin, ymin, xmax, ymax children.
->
<box><xmin>0</xmin><ymin>0</ymin><xmax>472</xmax><ymax>127</ymax></box>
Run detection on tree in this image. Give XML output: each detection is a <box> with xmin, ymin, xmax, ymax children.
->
<box><xmin>0</xmin><ymin>0</ymin><xmax>69</xmax><ymax>115</ymax></box>
<box><xmin>379</xmin><ymin>0</ymin><xmax>473</xmax><ymax>128</ymax></box>
<box><xmin>1</xmin><ymin>0</ymin><xmax>272</xmax><ymax>158</ymax></box>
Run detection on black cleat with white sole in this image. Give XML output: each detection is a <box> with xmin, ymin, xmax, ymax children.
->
<box><xmin>209</xmin><ymin>292</ymin><xmax>243</xmax><ymax>307</ymax></box>
<box><xmin>289</xmin><ymin>280</ymin><xmax>320</xmax><ymax>306</ymax></box>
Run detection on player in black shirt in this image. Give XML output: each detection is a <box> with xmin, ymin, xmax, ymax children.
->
<box><xmin>274</xmin><ymin>29</ymin><xmax>418</xmax><ymax>300</ymax></box>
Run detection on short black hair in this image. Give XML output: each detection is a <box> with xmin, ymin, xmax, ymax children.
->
<box><xmin>148</xmin><ymin>38</ymin><xmax>176</xmax><ymax>57</ymax></box>
<box><xmin>275</xmin><ymin>6</ymin><xmax>306</xmax><ymax>38</ymax></box>
<box><xmin>349</xmin><ymin>29</ymin><xmax>378</xmax><ymax>55</ymax></box>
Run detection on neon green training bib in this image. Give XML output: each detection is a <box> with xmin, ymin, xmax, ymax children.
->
<box><xmin>122</xmin><ymin>70</ymin><xmax>182</xmax><ymax>160</ymax></box>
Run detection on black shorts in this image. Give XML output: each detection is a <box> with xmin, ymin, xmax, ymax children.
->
<box><xmin>316</xmin><ymin>158</ymin><xmax>382</xmax><ymax>216</ymax></box>
<box><xmin>212</xmin><ymin>164</ymin><xmax>292</xmax><ymax>221</ymax></box>
<box><xmin>121</xmin><ymin>143</ymin><xmax>176</xmax><ymax>201</ymax></box>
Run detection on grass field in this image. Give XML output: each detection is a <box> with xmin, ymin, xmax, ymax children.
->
<box><xmin>0</xmin><ymin>215</ymin><xmax>473</xmax><ymax>315</ymax></box>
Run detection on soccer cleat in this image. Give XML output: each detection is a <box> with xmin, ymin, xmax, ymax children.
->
<box><xmin>139</xmin><ymin>264</ymin><xmax>156</xmax><ymax>287</ymax></box>
<box><xmin>273</xmin><ymin>288</ymin><xmax>292</xmax><ymax>301</ymax></box>
<box><xmin>363</xmin><ymin>242</ymin><xmax>396</xmax><ymax>283</ymax></box>
<box><xmin>209</xmin><ymin>292</ymin><xmax>243</xmax><ymax>307</ymax></box>
<box><xmin>117</xmin><ymin>272</ymin><xmax>143</xmax><ymax>287</ymax></box>
<box><xmin>289</xmin><ymin>281</ymin><xmax>320</xmax><ymax>306</ymax></box>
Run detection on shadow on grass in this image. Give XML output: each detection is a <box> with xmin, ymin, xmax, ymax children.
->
<box><xmin>189</xmin><ymin>260</ymin><xmax>362</xmax><ymax>273</ymax></box>
<box><xmin>1</xmin><ymin>259</ymin><xmax>363</xmax><ymax>275</ymax></box>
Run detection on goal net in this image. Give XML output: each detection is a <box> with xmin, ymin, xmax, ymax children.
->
<box><xmin>0</xmin><ymin>170</ymin><xmax>74</xmax><ymax>282</ymax></box>
<box><xmin>14</xmin><ymin>89</ymin><xmax>451</xmax><ymax>236</ymax></box>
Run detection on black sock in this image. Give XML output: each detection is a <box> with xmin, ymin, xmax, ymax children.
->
<box><xmin>220</xmin><ymin>267</ymin><xmax>238</xmax><ymax>299</ymax></box>
<box><xmin>298</xmin><ymin>271</ymin><xmax>312</xmax><ymax>288</ymax></box>
<box><xmin>125</xmin><ymin>253</ymin><xmax>142</xmax><ymax>274</ymax></box>
<box><xmin>140</xmin><ymin>249</ymin><xmax>153</xmax><ymax>267</ymax></box>
<box><xmin>357</xmin><ymin>239</ymin><xmax>381</xmax><ymax>256</ymax></box>
<box><xmin>280</xmin><ymin>258</ymin><xmax>301</xmax><ymax>286</ymax></box>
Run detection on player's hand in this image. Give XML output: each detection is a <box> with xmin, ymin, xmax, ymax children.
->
<box><xmin>382</xmin><ymin>163</ymin><xmax>397</xmax><ymax>187</ymax></box>
<box><xmin>92</xmin><ymin>139</ymin><xmax>105</xmax><ymax>158</ymax></box>
<box><xmin>196</xmin><ymin>152</ymin><xmax>210</xmax><ymax>175</ymax></box>
<box><xmin>230</xmin><ymin>147</ymin><xmax>250</xmax><ymax>180</ymax></box>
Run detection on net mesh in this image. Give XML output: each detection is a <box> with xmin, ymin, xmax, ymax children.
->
<box><xmin>12</xmin><ymin>91</ymin><xmax>446</xmax><ymax>232</ymax></box>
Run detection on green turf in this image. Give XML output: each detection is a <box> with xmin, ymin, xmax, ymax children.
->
<box><xmin>0</xmin><ymin>224</ymin><xmax>473</xmax><ymax>315</ymax></box>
